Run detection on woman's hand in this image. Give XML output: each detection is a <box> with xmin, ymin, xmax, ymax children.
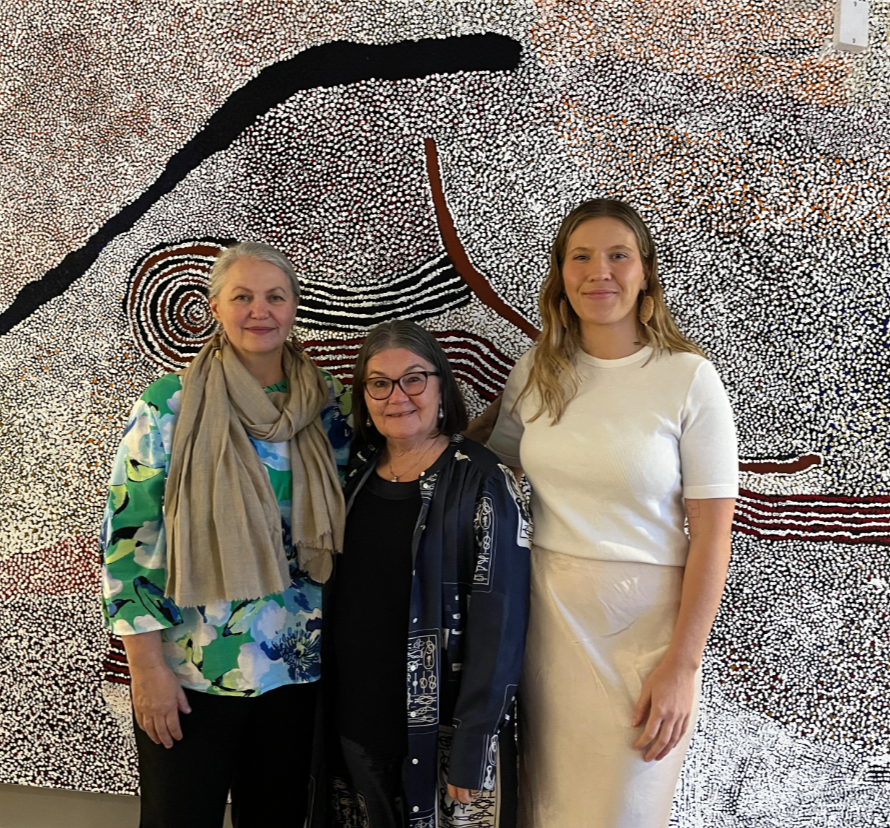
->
<box><xmin>447</xmin><ymin>784</ymin><xmax>478</xmax><ymax>805</ymax></box>
<box><xmin>631</xmin><ymin>655</ymin><xmax>698</xmax><ymax>762</ymax></box>
<box><xmin>131</xmin><ymin>662</ymin><xmax>192</xmax><ymax>748</ymax></box>
<box><xmin>631</xmin><ymin>498</ymin><xmax>735</xmax><ymax>762</ymax></box>
<box><xmin>122</xmin><ymin>630</ymin><xmax>192</xmax><ymax>749</ymax></box>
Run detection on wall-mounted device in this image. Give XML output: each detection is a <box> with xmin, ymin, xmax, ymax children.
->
<box><xmin>833</xmin><ymin>0</ymin><xmax>869</xmax><ymax>53</ymax></box>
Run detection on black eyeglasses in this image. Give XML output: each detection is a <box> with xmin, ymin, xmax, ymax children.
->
<box><xmin>363</xmin><ymin>371</ymin><xmax>440</xmax><ymax>400</ymax></box>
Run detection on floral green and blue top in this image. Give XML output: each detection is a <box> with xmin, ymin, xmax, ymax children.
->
<box><xmin>100</xmin><ymin>369</ymin><xmax>352</xmax><ymax>697</ymax></box>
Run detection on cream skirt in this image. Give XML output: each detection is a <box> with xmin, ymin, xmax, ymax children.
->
<box><xmin>518</xmin><ymin>547</ymin><xmax>700</xmax><ymax>828</ymax></box>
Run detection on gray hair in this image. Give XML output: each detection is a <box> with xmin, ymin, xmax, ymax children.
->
<box><xmin>208</xmin><ymin>242</ymin><xmax>301</xmax><ymax>302</ymax></box>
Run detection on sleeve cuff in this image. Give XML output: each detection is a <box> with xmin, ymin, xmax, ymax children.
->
<box><xmin>446</xmin><ymin>729</ymin><xmax>497</xmax><ymax>791</ymax></box>
<box><xmin>683</xmin><ymin>482</ymin><xmax>739</xmax><ymax>499</ymax></box>
<box><xmin>109</xmin><ymin>612</ymin><xmax>178</xmax><ymax>635</ymax></box>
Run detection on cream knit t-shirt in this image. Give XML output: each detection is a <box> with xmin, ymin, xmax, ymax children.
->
<box><xmin>488</xmin><ymin>346</ymin><xmax>738</xmax><ymax>567</ymax></box>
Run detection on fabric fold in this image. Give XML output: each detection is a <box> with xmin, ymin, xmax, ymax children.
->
<box><xmin>164</xmin><ymin>334</ymin><xmax>345</xmax><ymax>606</ymax></box>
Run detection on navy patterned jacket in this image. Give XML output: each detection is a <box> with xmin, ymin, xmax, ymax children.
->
<box><xmin>330</xmin><ymin>434</ymin><xmax>531</xmax><ymax>828</ymax></box>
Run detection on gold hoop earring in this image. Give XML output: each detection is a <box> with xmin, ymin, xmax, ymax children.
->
<box><xmin>639</xmin><ymin>292</ymin><xmax>654</xmax><ymax>326</ymax></box>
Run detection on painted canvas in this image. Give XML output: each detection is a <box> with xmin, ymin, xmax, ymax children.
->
<box><xmin>0</xmin><ymin>2</ymin><xmax>888</xmax><ymax>824</ymax></box>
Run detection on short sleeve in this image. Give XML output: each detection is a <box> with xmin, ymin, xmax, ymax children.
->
<box><xmin>679</xmin><ymin>361</ymin><xmax>739</xmax><ymax>499</ymax></box>
<box><xmin>488</xmin><ymin>350</ymin><xmax>533</xmax><ymax>468</ymax></box>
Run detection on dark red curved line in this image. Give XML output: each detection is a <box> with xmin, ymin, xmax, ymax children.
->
<box><xmin>733</xmin><ymin>513</ymin><xmax>890</xmax><ymax>530</ymax></box>
<box><xmin>734</xmin><ymin>514</ymin><xmax>890</xmax><ymax>528</ymax></box>
<box><xmin>448</xmin><ymin>362</ymin><xmax>505</xmax><ymax>392</ymax></box>
<box><xmin>104</xmin><ymin>635</ymin><xmax>132</xmax><ymax>683</ymax></box>
<box><xmin>732</xmin><ymin>524</ymin><xmax>890</xmax><ymax>545</ymax></box>
<box><xmin>435</xmin><ymin>327</ymin><xmax>517</xmax><ymax>363</ymax></box>
<box><xmin>131</xmin><ymin>245</ymin><xmax>221</xmax><ymax>304</ymax></box>
<box><xmin>437</xmin><ymin>341</ymin><xmax>514</xmax><ymax>376</ymax></box>
<box><xmin>104</xmin><ymin>653</ymin><xmax>129</xmax><ymax>665</ymax></box>
<box><xmin>446</xmin><ymin>358</ymin><xmax>510</xmax><ymax>387</ymax></box>
<box><xmin>308</xmin><ymin>349</ymin><xmax>510</xmax><ymax>388</ymax></box>
<box><xmin>438</xmin><ymin>346</ymin><xmax>511</xmax><ymax>381</ymax></box>
<box><xmin>425</xmin><ymin>138</ymin><xmax>539</xmax><ymax>341</ymax></box>
<box><xmin>733</xmin><ymin>513</ymin><xmax>890</xmax><ymax>531</ymax></box>
<box><xmin>435</xmin><ymin>335</ymin><xmax>515</xmax><ymax>377</ymax></box>
<box><xmin>738</xmin><ymin>454</ymin><xmax>822</xmax><ymax>474</ymax></box>
<box><xmin>735</xmin><ymin>498</ymin><xmax>890</xmax><ymax>516</ymax></box>
<box><xmin>739</xmin><ymin>488</ymin><xmax>890</xmax><ymax>506</ymax></box>
<box><xmin>452</xmin><ymin>374</ymin><xmax>500</xmax><ymax>402</ymax></box>
<box><xmin>738</xmin><ymin>496</ymin><xmax>890</xmax><ymax>512</ymax></box>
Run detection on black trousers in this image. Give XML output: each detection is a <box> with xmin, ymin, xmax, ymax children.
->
<box><xmin>327</xmin><ymin>736</ymin><xmax>407</xmax><ymax>828</ymax></box>
<box><xmin>134</xmin><ymin>682</ymin><xmax>317</xmax><ymax>828</ymax></box>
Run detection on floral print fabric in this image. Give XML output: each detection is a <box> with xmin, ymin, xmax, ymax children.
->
<box><xmin>100</xmin><ymin>370</ymin><xmax>352</xmax><ymax>697</ymax></box>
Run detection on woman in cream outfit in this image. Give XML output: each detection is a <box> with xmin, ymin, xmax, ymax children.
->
<box><xmin>488</xmin><ymin>199</ymin><xmax>738</xmax><ymax>828</ymax></box>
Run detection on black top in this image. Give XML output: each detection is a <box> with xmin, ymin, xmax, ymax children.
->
<box><xmin>329</xmin><ymin>470</ymin><xmax>421</xmax><ymax>758</ymax></box>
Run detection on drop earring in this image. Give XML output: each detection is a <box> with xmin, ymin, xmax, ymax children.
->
<box><xmin>639</xmin><ymin>291</ymin><xmax>654</xmax><ymax>326</ymax></box>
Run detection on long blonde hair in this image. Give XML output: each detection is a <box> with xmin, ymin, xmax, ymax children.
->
<box><xmin>520</xmin><ymin>199</ymin><xmax>703</xmax><ymax>423</ymax></box>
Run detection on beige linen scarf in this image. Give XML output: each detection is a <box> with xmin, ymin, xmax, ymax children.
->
<box><xmin>164</xmin><ymin>335</ymin><xmax>345</xmax><ymax>607</ymax></box>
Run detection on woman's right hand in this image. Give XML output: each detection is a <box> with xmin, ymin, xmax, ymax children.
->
<box><xmin>122</xmin><ymin>630</ymin><xmax>192</xmax><ymax>748</ymax></box>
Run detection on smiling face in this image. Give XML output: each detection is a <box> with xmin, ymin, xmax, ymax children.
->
<box><xmin>561</xmin><ymin>216</ymin><xmax>648</xmax><ymax>342</ymax></box>
<box><xmin>208</xmin><ymin>257</ymin><xmax>298</xmax><ymax>361</ymax></box>
<box><xmin>363</xmin><ymin>347</ymin><xmax>442</xmax><ymax>446</ymax></box>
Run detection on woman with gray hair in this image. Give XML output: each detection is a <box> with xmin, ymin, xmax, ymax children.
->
<box><xmin>316</xmin><ymin>320</ymin><xmax>531</xmax><ymax>828</ymax></box>
<box><xmin>100</xmin><ymin>242</ymin><xmax>351</xmax><ymax>827</ymax></box>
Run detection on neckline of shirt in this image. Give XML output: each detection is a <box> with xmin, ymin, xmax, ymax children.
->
<box><xmin>365</xmin><ymin>472</ymin><xmax>421</xmax><ymax>500</ymax></box>
<box><xmin>575</xmin><ymin>345</ymin><xmax>653</xmax><ymax>369</ymax></box>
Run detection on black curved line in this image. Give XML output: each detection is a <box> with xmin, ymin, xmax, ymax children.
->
<box><xmin>1</xmin><ymin>34</ymin><xmax>522</xmax><ymax>336</ymax></box>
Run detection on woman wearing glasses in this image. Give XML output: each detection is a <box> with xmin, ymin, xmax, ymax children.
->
<box><xmin>318</xmin><ymin>320</ymin><xmax>531</xmax><ymax>828</ymax></box>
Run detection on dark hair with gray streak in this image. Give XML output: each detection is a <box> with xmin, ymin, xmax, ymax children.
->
<box><xmin>208</xmin><ymin>242</ymin><xmax>301</xmax><ymax>302</ymax></box>
<box><xmin>352</xmin><ymin>320</ymin><xmax>469</xmax><ymax>445</ymax></box>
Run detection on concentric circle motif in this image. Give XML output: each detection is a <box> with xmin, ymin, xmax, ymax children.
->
<box><xmin>126</xmin><ymin>239</ymin><xmax>234</xmax><ymax>369</ymax></box>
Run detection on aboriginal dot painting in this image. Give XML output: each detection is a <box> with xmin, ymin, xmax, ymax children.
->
<box><xmin>0</xmin><ymin>1</ymin><xmax>888</xmax><ymax>824</ymax></box>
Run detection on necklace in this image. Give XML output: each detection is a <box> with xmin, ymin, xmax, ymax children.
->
<box><xmin>387</xmin><ymin>436</ymin><xmax>439</xmax><ymax>482</ymax></box>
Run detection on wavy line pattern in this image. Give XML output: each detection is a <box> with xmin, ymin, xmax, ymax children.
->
<box><xmin>304</xmin><ymin>329</ymin><xmax>514</xmax><ymax>402</ymax></box>
<box><xmin>104</xmin><ymin>636</ymin><xmax>130</xmax><ymax>686</ymax></box>
<box><xmin>126</xmin><ymin>242</ymin><xmax>473</xmax><ymax>368</ymax></box>
<box><xmin>299</xmin><ymin>253</ymin><xmax>470</xmax><ymax>331</ymax></box>
<box><xmin>735</xmin><ymin>489</ymin><xmax>890</xmax><ymax>544</ymax></box>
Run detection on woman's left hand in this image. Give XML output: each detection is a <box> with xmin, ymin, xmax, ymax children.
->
<box><xmin>631</xmin><ymin>655</ymin><xmax>698</xmax><ymax>762</ymax></box>
<box><xmin>447</xmin><ymin>784</ymin><xmax>478</xmax><ymax>805</ymax></box>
